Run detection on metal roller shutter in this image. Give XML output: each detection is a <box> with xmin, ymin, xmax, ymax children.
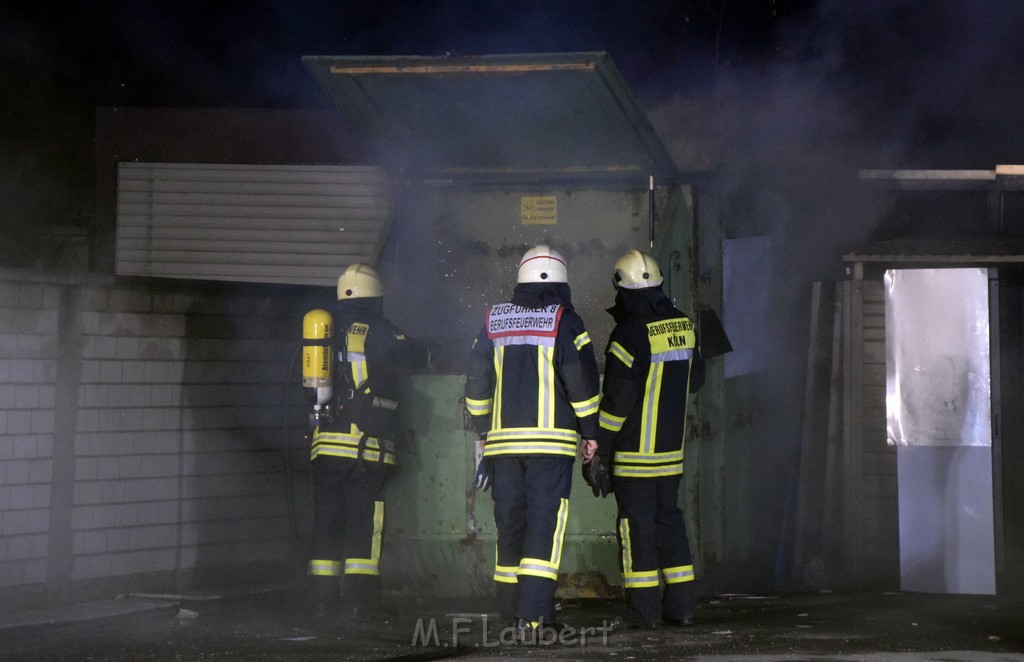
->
<box><xmin>116</xmin><ymin>162</ymin><xmax>391</xmax><ymax>285</ymax></box>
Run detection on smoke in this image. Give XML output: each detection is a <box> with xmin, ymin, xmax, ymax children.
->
<box><xmin>639</xmin><ymin>0</ymin><xmax>1024</xmax><ymax>584</ymax></box>
<box><xmin>5</xmin><ymin>0</ymin><xmax>1023</xmax><ymax>580</ymax></box>
<box><xmin>0</xmin><ymin>0</ymin><xmax>820</xmax><ymax>237</ymax></box>
<box><xmin>641</xmin><ymin>0</ymin><xmax>1024</xmax><ymax>324</ymax></box>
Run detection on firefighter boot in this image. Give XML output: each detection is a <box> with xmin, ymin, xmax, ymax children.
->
<box><xmin>663</xmin><ymin>580</ymin><xmax>696</xmax><ymax>627</ymax></box>
<box><xmin>308</xmin><ymin>575</ymin><xmax>340</xmax><ymax>628</ymax></box>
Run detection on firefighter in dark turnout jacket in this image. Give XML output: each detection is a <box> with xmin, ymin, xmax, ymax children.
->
<box><xmin>306</xmin><ymin>263</ymin><xmax>427</xmax><ymax>625</ymax></box>
<box><xmin>465</xmin><ymin>245</ymin><xmax>601</xmax><ymax>636</ymax></box>
<box><xmin>591</xmin><ymin>249</ymin><xmax>705</xmax><ymax>629</ymax></box>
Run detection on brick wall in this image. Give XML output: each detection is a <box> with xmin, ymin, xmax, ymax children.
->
<box><xmin>0</xmin><ymin>269</ymin><xmax>315</xmax><ymax>600</ymax></box>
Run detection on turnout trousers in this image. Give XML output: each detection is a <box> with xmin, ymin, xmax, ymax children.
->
<box><xmin>614</xmin><ymin>474</ymin><xmax>696</xmax><ymax>624</ymax></box>
<box><xmin>490</xmin><ymin>455</ymin><xmax>573</xmax><ymax>624</ymax></box>
<box><xmin>308</xmin><ymin>456</ymin><xmax>387</xmax><ymax>609</ymax></box>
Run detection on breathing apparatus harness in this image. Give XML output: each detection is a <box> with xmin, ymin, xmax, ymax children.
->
<box><xmin>334</xmin><ymin>317</ymin><xmax>387</xmax><ymax>466</ymax></box>
<box><xmin>302</xmin><ymin>307</ymin><xmax>398</xmax><ymax>466</ymax></box>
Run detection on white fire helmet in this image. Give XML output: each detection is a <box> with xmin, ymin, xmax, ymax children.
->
<box><xmin>337</xmin><ymin>263</ymin><xmax>384</xmax><ymax>300</ymax></box>
<box><xmin>517</xmin><ymin>245</ymin><xmax>568</xmax><ymax>284</ymax></box>
<box><xmin>613</xmin><ymin>249</ymin><xmax>664</xmax><ymax>289</ymax></box>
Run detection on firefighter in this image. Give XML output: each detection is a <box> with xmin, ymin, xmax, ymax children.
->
<box><xmin>464</xmin><ymin>245</ymin><xmax>601</xmax><ymax>640</ymax></box>
<box><xmin>586</xmin><ymin>249</ymin><xmax>705</xmax><ymax>630</ymax></box>
<box><xmin>304</xmin><ymin>262</ymin><xmax>427</xmax><ymax>627</ymax></box>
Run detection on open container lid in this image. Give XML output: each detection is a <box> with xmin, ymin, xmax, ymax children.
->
<box><xmin>302</xmin><ymin>51</ymin><xmax>679</xmax><ymax>183</ymax></box>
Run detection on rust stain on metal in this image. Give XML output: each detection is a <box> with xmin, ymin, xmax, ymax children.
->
<box><xmin>435</xmin><ymin>165</ymin><xmax>643</xmax><ymax>174</ymax></box>
<box><xmin>463</xmin><ymin>485</ymin><xmax>478</xmax><ymax>539</ymax></box>
<box><xmin>329</xmin><ymin>63</ymin><xmax>596</xmax><ymax>76</ymax></box>
<box><xmin>459</xmin><ymin>486</ymin><xmax>488</xmax><ymax>563</ymax></box>
<box><xmin>557</xmin><ymin>571</ymin><xmax>619</xmax><ymax>599</ymax></box>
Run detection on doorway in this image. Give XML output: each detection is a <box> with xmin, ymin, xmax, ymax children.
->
<box><xmin>884</xmin><ymin>268</ymin><xmax>996</xmax><ymax>594</ymax></box>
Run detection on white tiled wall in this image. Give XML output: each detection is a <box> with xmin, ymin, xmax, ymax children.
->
<box><xmin>0</xmin><ymin>271</ymin><xmax>309</xmax><ymax>593</ymax></box>
<box><xmin>0</xmin><ymin>279</ymin><xmax>58</xmax><ymax>589</ymax></box>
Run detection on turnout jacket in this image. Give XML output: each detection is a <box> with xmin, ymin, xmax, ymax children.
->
<box><xmin>596</xmin><ymin>287</ymin><xmax>705</xmax><ymax>478</ymax></box>
<box><xmin>465</xmin><ymin>282</ymin><xmax>601</xmax><ymax>458</ymax></box>
<box><xmin>311</xmin><ymin>297</ymin><xmax>427</xmax><ymax>466</ymax></box>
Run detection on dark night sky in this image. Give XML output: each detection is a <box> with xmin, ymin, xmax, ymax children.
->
<box><xmin>0</xmin><ymin>0</ymin><xmax>811</xmax><ymax>109</ymax></box>
<box><xmin>3</xmin><ymin>0</ymin><xmax>1024</xmax><ymax>237</ymax></box>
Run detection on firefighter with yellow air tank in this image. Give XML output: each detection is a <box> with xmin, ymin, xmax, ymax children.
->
<box><xmin>301</xmin><ymin>262</ymin><xmax>428</xmax><ymax>627</ymax></box>
<box><xmin>584</xmin><ymin>249</ymin><xmax>706</xmax><ymax>630</ymax></box>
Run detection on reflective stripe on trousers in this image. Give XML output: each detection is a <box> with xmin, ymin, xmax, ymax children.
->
<box><xmin>490</xmin><ymin>455</ymin><xmax>573</xmax><ymax>623</ymax></box>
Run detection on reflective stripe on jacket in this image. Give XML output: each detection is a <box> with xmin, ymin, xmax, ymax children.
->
<box><xmin>311</xmin><ymin>426</ymin><xmax>396</xmax><ymax>465</ymax></box>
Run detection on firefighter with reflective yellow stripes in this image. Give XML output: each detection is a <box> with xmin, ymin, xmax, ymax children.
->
<box><xmin>590</xmin><ymin>249</ymin><xmax>705</xmax><ymax>630</ymax></box>
<box><xmin>464</xmin><ymin>245</ymin><xmax>600</xmax><ymax>639</ymax></box>
<box><xmin>305</xmin><ymin>263</ymin><xmax>428</xmax><ymax>626</ymax></box>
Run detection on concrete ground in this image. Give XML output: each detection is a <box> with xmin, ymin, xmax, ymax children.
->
<box><xmin>1</xmin><ymin>588</ymin><xmax>1022</xmax><ymax>661</ymax></box>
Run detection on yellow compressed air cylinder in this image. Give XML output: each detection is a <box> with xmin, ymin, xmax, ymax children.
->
<box><xmin>302</xmin><ymin>309</ymin><xmax>333</xmax><ymax>388</ymax></box>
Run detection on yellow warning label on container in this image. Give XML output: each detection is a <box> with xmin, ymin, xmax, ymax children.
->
<box><xmin>521</xmin><ymin>196</ymin><xmax>557</xmax><ymax>225</ymax></box>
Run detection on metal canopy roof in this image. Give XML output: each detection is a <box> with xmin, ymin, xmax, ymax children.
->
<box><xmin>859</xmin><ymin>165</ymin><xmax>1024</xmax><ymax>190</ymax></box>
<box><xmin>301</xmin><ymin>52</ymin><xmax>678</xmax><ymax>182</ymax></box>
<box><xmin>844</xmin><ymin>238</ymin><xmax>1024</xmax><ymax>264</ymax></box>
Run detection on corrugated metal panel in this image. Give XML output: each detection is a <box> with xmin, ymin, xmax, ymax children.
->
<box><xmin>116</xmin><ymin>162</ymin><xmax>391</xmax><ymax>285</ymax></box>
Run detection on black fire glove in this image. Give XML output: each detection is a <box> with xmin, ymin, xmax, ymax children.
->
<box><xmin>583</xmin><ymin>455</ymin><xmax>613</xmax><ymax>497</ymax></box>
